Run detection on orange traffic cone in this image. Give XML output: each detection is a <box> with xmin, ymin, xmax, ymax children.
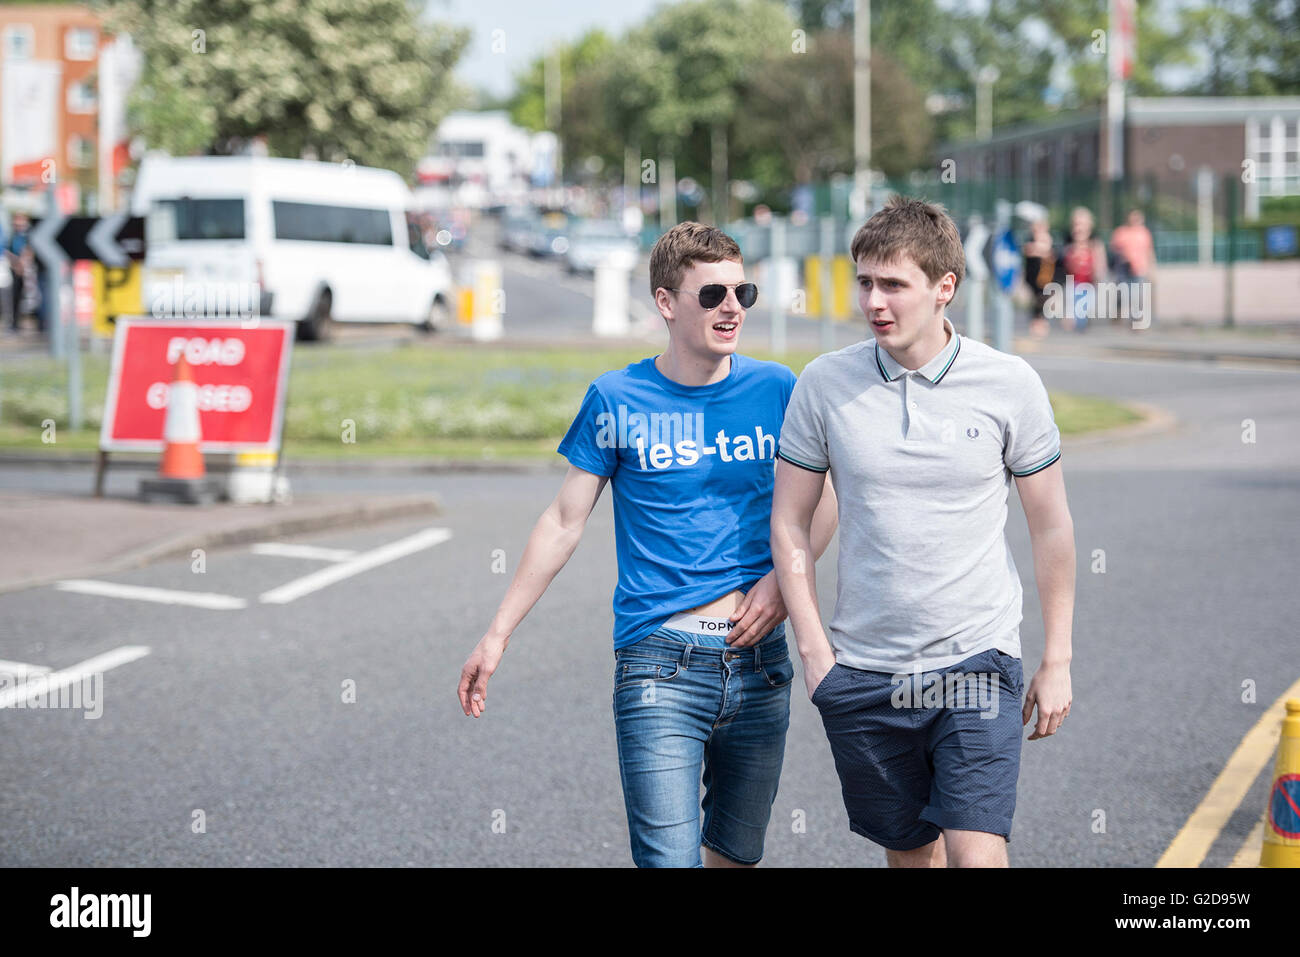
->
<box><xmin>139</xmin><ymin>353</ymin><xmax>221</xmax><ymax>504</ymax></box>
<box><xmin>158</xmin><ymin>354</ymin><xmax>205</xmax><ymax>479</ymax></box>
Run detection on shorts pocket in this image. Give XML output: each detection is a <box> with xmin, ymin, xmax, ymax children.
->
<box><xmin>810</xmin><ymin>663</ymin><xmax>841</xmax><ymax>704</ymax></box>
<box><xmin>761</xmin><ymin>654</ymin><xmax>795</xmax><ymax>689</ymax></box>
<box><xmin>614</xmin><ymin>657</ymin><xmax>681</xmax><ymax>689</ymax></box>
<box><xmin>989</xmin><ymin>651</ymin><xmax>1023</xmax><ymax>697</ymax></box>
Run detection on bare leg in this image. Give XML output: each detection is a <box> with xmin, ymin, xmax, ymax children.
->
<box><xmin>702</xmin><ymin>846</ymin><xmax>756</xmax><ymax>868</ymax></box>
<box><xmin>943</xmin><ymin>829</ymin><xmax>1008</xmax><ymax>867</ymax></box>
<box><xmin>885</xmin><ymin>832</ymin><xmax>947</xmax><ymax>868</ymax></box>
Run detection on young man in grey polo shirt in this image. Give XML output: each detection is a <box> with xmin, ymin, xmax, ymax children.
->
<box><xmin>771</xmin><ymin>195</ymin><xmax>1075</xmax><ymax>867</ymax></box>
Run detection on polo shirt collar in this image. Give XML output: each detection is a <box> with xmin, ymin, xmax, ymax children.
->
<box><xmin>874</xmin><ymin>316</ymin><xmax>961</xmax><ymax>384</ymax></box>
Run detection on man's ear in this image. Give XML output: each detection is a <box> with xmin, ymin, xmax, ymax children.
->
<box><xmin>654</xmin><ymin>287</ymin><xmax>674</xmax><ymax>322</ymax></box>
<box><xmin>937</xmin><ymin>272</ymin><xmax>957</xmax><ymax>304</ymax></box>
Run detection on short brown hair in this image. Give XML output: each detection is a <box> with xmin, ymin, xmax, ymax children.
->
<box><xmin>850</xmin><ymin>195</ymin><xmax>964</xmax><ymax>294</ymax></box>
<box><xmin>649</xmin><ymin>221</ymin><xmax>743</xmax><ymax>298</ymax></box>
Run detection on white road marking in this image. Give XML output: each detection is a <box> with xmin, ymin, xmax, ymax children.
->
<box><xmin>0</xmin><ymin>660</ymin><xmax>50</xmax><ymax>678</ymax></box>
<box><xmin>54</xmin><ymin>579</ymin><xmax>248</xmax><ymax>610</ymax></box>
<box><xmin>258</xmin><ymin>526</ymin><xmax>452</xmax><ymax>605</ymax></box>
<box><xmin>250</xmin><ymin>542</ymin><xmax>357</xmax><ymax>562</ymax></box>
<box><xmin>0</xmin><ymin>645</ymin><xmax>150</xmax><ymax>709</ymax></box>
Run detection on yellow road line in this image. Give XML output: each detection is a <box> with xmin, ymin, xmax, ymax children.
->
<box><xmin>1227</xmin><ymin>813</ymin><xmax>1265</xmax><ymax>868</ymax></box>
<box><xmin>1156</xmin><ymin>676</ymin><xmax>1300</xmax><ymax>868</ymax></box>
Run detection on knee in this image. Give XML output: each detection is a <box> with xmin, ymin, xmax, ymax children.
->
<box><xmin>886</xmin><ymin>837</ymin><xmax>945</xmax><ymax>868</ymax></box>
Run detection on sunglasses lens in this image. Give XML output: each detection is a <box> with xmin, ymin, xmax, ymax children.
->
<box><xmin>698</xmin><ymin>284</ymin><xmax>727</xmax><ymax>309</ymax></box>
<box><xmin>736</xmin><ymin>283</ymin><xmax>758</xmax><ymax>308</ymax></box>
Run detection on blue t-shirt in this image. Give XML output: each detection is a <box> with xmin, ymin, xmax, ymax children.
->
<box><xmin>557</xmin><ymin>353</ymin><xmax>798</xmax><ymax>650</ymax></box>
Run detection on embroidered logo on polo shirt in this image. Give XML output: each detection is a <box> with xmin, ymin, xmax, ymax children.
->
<box><xmin>966</xmin><ymin>427</ymin><xmax>979</xmax><ymax>439</ymax></box>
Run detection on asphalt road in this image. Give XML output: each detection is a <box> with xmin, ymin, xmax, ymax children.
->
<box><xmin>1</xmin><ymin>352</ymin><xmax>1296</xmax><ymax>866</ymax></box>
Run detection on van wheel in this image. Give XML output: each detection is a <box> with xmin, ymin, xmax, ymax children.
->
<box><xmin>299</xmin><ymin>291</ymin><xmax>333</xmax><ymax>342</ymax></box>
<box><xmin>420</xmin><ymin>296</ymin><xmax>450</xmax><ymax>334</ymax></box>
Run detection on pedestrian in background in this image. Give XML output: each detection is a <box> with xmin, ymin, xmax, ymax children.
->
<box><xmin>1021</xmin><ymin>217</ymin><xmax>1058</xmax><ymax>339</ymax></box>
<box><xmin>1062</xmin><ymin>206</ymin><xmax>1107</xmax><ymax>332</ymax></box>
<box><xmin>1109</xmin><ymin>208</ymin><xmax>1157</xmax><ymax>329</ymax></box>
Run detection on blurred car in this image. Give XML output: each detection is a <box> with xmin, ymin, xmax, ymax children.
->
<box><xmin>500</xmin><ymin>207</ymin><xmax>538</xmax><ymax>253</ymax></box>
<box><xmin>529</xmin><ymin>210</ymin><xmax>571</xmax><ymax>258</ymax></box>
<box><xmin>565</xmin><ymin>220</ymin><xmax>639</xmax><ymax>274</ymax></box>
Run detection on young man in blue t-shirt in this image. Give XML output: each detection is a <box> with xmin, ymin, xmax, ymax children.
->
<box><xmin>459</xmin><ymin>222</ymin><xmax>837</xmax><ymax>867</ymax></box>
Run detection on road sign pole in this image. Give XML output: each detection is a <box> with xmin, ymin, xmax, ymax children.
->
<box><xmin>770</xmin><ymin>216</ymin><xmax>786</xmax><ymax>356</ymax></box>
<box><xmin>819</xmin><ymin>215</ymin><xmax>836</xmax><ymax>353</ymax></box>
<box><xmin>38</xmin><ymin>191</ymin><xmax>66</xmax><ymax>360</ymax></box>
<box><xmin>963</xmin><ymin>214</ymin><xmax>989</xmax><ymax>343</ymax></box>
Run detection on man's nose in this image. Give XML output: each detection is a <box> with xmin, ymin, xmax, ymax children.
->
<box><xmin>718</xmin><ymin>288</ymin><xmax>743</xmax><ymax>315</ymax></box>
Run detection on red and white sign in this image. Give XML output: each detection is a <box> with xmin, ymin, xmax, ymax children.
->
<box><xmin>1110</xmin><ymin>0</ymin><xmax>1137</xmax><ymax>82</ymax></box>
<box><xmin>73</xmin><ymin>261</ymin><xmax>95</xmax><ymax>329</ymax></box>
<box><xmin>100</xmin><ymin>318</ymin><xmax>294</xmax><ymax>452</ymax></box>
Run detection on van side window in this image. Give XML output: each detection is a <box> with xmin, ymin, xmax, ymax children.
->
<box><xmin>272</xmin><ymin>201</ymin><xmax>393</xmax><ymax>246</ymax></box>
<box><xmin>154</xmin><ymin>198</ymin><xmax>246</xmax><ymax>241</ymax></box>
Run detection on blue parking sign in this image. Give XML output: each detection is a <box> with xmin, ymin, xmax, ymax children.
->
<box><xmin>1266</xmin><ymin>225</ymin><xmax>1297</xmax><ymax>257</ymax></box>
<box><xmin>994</xmin><ymin>229</ymin><xmax>1019</xmax><ymax>292</ymax></box>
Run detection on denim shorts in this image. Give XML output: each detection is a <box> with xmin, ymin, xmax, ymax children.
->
<box><xmin>611</xmin><ymin>623</ymin><xmax>793</xmax><ymax>867</ymax></box>
<box><xmin>812</xmin><ymin>647</ymin><xmax>1024</xmax><ymax>851</ymax></box>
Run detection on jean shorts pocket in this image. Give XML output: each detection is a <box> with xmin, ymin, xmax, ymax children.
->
<box><xmin>761</xmin><ymin>654</ymin><xmax>795</xmax><ymax>689</ymax></box>
<box><xmin>615</xmin><ymin>658</ymin><xmax>681</xmax><ymax>689</ymax></box>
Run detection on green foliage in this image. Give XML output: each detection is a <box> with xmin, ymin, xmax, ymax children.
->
<box><xmin>106</xmin><ymin>0</ymin><xmax>469</xmax><ymax>178</ymax></box>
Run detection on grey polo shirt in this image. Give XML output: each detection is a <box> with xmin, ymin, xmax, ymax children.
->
<box><xmin>778</xmin><ymin>317</ymin><xmax>1061</xmax><ymax>673</ymax></box>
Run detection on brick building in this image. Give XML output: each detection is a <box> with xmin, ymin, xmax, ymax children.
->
<box><xmin>939</xmin><ymin>96</ymin><xmax>1300</xmax><ymax>221</ymax></box>
<box><xmin>0</xmin><ymin>3</ymin><xmax>137</xmax><ymax>211</ymax></box>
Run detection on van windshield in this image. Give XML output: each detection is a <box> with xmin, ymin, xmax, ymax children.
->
<box><xmin>150</xmin><ymin>198</ymin><xmax>245</xmax><ymax>241</ymax></box>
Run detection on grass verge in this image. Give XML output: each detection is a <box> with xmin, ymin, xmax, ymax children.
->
<box><xmin>0</xmin><ymin>340</ymin><xmax>1144</xmax><ymax>460</ymax></box>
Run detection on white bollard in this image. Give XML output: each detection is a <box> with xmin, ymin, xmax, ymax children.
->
<box><xmin>592</xmin><ymin>258</ymin><xmax>631</xmax><ymax>337</ymax></box>
<box><xmin>471</xmin><ymin>260</ymin><xmax>504</xmax><ymax>341</ymax></box>
<box><xmin>226</xmin><ymin>450</ymin><xmax>280</xmax><ymax>504</ymax></box>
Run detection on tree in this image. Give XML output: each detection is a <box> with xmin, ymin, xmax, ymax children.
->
<box><xmin>507</xmin><ymin>30</ymin><xmax>624</xmax><ymax>180</ymax></box>
<box><xmin>735</xmin><ymin>30</ymin><xmax>931</xmax><ymax>185</ymax></box>
<box><xmin>106</xmin><ymin>0</ymin><xmax>468</xmax><ymax>178</ymax></box>
<box><xmin>612</xmin><ymin>0</ymin><xmax>797</xmax><ymax>218</ymax></box>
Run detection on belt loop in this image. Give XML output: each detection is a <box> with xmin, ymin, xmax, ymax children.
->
<box><xmin>681</xmin><ymin>644</ymin><xmax>692</xmax><ymax>669</ymax></box>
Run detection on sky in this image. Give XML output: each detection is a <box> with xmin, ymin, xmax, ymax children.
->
<box><xmin>427</xmin><ymin>0</ymin><xmax>663</xmax><ymax>99</ymax></box>
<box><xmin>426</xmin><ymin>0</ymin><xmax>1198</xmax><ymax>109</ymax></box>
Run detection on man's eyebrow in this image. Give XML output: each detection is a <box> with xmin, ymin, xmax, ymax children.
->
<box><xmin>855</xmin><ymin>270</ymin><xmax>909</xmax><ymax>283</ymax></box>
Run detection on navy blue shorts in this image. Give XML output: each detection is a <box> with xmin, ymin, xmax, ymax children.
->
<box><xmin>811</xmin><ymin>648</ymin><xmax>1024</xmax><ymax>851</ymax></box>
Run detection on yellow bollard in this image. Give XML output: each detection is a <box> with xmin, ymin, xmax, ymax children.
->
<box><xmin>803</xmin><ymin>256</ymin><xmax>823</xmax><ymax>318</ymax></box>
<box><xmin>1260</xmin><ymin>698</ymin><xmax>1300</xmax><ymax>867</ymax></box>
<box><xmin>831</xmin><ymin>255</ymin><xmax>854</xmax><ymax>321</ymax></box>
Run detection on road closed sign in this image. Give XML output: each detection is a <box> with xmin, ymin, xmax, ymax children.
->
<box><xmin>100</xmin><ymin>319</ymin><xmax>294</xmax><ymax>452</ymax></box>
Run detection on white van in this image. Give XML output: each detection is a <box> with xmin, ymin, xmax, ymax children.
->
<box><xmin>130</xmin><ymin>155</ymin><xmax>455</xmax><ymax>340</ymax></box>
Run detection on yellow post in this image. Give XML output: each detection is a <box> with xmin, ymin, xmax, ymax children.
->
<box><xmin>1261</xmin><ymin>698</ymin><xmax>1300</xmax><ymax>867</ymax></box>
<box><xmin>831</xmin><ymin>254</ymin><xmax>854</xmax><ymax>321</ymax></box>
<box><xmin>803</xmin><ymin>256</ymin><xmax>823</xmax><ymax>318</ymax></box>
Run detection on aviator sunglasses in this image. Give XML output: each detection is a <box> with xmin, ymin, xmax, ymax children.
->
<box><xmin>668</xmin><ymin>282</ymin><xmax>758</xmax><ymax>310</ymax></box>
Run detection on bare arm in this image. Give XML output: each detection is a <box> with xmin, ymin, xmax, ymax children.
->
<box><xmin>1014</xmin><ymin>461</ymin><xmax>1075</xmax><ymax>739</ymax></box>
<box><xmin>771</xmin><ymin>460</ymin><xmax>837</xmax><ymax>698</ymax></box>
<box><xmin>728</xmin><ymin>467</ymin><xmax>837</xmax><ymax>648</ymax></box>
<box><xmin>458</xmin><ymin>465</ymin><xmax>609</xmax><ymax>716</ymax></box>
<box><xmin>810</xmin><ymin>471</ymin><xmax>838</xmax><ymax>561</ymax></box>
